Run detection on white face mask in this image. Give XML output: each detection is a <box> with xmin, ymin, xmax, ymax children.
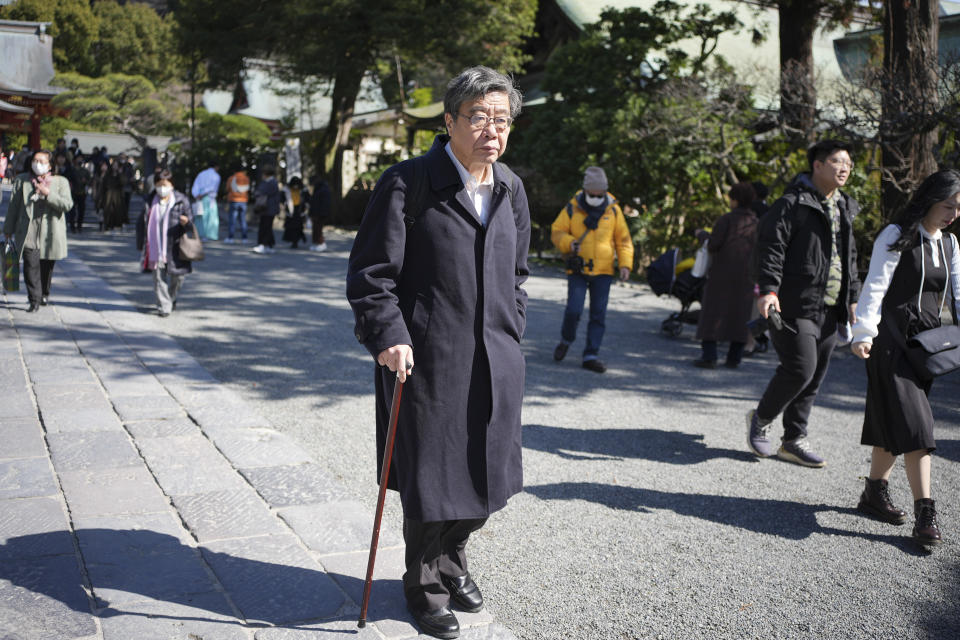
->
<box><xmin>585</xmin><ymin>194</ymin><xmax>606</xmax><ymax>207</ymax></box>
<box><xmin>157</xmin><ymin>185</ymin><xmax>173</xmax><ymax>198</ymax></box>
<box><xmin>32</xmin><ymin>161</ymin><xmax>49</xmax><ymax>175</ymax></box>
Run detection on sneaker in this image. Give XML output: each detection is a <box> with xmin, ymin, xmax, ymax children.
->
<box><xmin>553</xmin><ymin>343</ymin><xmax>569</xmax><ymax>361</ymax></box>
<box><xmin>313</xmin><ymin>242</ymin><xmax>328</xmax><ymax>252</ymax></box>
<box><xmin>224</xmin><ymin>237</ymin><xmax>235</xmax><ymax>244</ymax></box>
<box><xmin>746</xmin><ymin>409</ymin><xmax>774</xmax><ymax>457</ymax></box>
<box><xmin>777</xmin><ymin>438</ymin><xmax>826</xmax><ymax>468</ymax></box>
<box><xmin>582</xmin><ymin>359</ymin><xmax>606</xmax><ymax>373</ymax></box>
<box><xmin>252</xmin><ymin>245</ymin><xmax>266</xmax><ymax>254</ymax></box>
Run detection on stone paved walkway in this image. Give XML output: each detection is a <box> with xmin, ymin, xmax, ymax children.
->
<box><xmin>0</xmin><ymin>253</ymin><xmax>514</xmax><ymax>639</ymax></box>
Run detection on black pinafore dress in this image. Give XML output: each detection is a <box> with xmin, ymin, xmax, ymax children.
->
<box><xmin>861</xmin><ymin>233</ymin><xmax>955</xmax><ymax>455</ymax></box>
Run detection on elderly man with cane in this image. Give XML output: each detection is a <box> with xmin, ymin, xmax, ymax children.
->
<box><xmin>347</xmin><ymin>66</ymin><xmax>530</xmax><ymax>639</ymax></box>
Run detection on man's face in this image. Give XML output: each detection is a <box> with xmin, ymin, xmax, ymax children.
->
<box><xmin>812</xmin><ymin>149</ymin><xmax>852</xmax><ymax>191</ymax></box>
<box><xmin>444</xmin><ymin>91</ymin><xmax>512</xmax><ymax>171</ymax></box>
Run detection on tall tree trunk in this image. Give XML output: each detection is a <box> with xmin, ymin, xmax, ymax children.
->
<box><xmin>313</xmin><ymin>62</ymin><xmax>365</xmax><ymax>214</ymax></box>
<box><xmin>881</xmin><ymin>0</ymin><xmax>939</xmax><ymax>218</ymax></box>
<box><xmin>778</xmin><ymin>0</ymin><xmax>818</xmax><ymax>145</ymax></box>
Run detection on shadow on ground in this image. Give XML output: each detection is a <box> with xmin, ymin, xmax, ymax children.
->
<box><xmin>523</xmin><ymin>424</ymin><xmax>756</xmax><ymax>464</ymax></box>
<box><xmin>525</xmin><ymin>481</ymin><xmax>927</xmax><ymax>554</ymax></box>
<box><xmin>0</xmin><ymin>528</ymin><xmax>393</xmax><ymax>630</ymax></box>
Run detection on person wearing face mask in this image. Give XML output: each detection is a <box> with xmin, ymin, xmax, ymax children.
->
<box><xmin>550</xmin><ymin>166</ymin><xmax>634</xmax><ymax>373</ymax></box>
<box><xmin>2</xmin><ymin>150</ymin><xmax>73</xmax><ymax>312</ymax></box>
<box><xmin>136</xmin><ymin>170</ymin><xmax>195</xmax><ymax>317</ymax></box>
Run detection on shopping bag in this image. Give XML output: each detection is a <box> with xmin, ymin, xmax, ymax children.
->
<box><xmin>2</xmin><ymin>240</ymin><xmax>19</xmax><ymax>292</ymax></box>
<box><xmin>690</xmin><ymin>239</ymin><xmax>710</xmax><ymax>278</ymax></box>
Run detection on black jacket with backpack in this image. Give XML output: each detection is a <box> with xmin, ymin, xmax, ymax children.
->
<box><xmin>756</xmin><ymin>173</ymin><xmax>861</xmax><ymax>324</ymax></box>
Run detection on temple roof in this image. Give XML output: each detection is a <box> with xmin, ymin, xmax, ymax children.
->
<box><xmin>0</xmin><ymin>19</ymin><xmax>61</xmax><ymax>99</ymax></box>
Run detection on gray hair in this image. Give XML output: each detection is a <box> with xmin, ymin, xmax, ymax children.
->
<box><xmin>443</xmin><ymin>66</ymin><xmax>522</xmax><ymax>120</ymax></box>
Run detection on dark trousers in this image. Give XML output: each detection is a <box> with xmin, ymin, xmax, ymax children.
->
<box><xmin>22</xmin><ymin>248</ymin><xmax>55</xmax><ymax>304</ymax></box>
<box><xmin>257</xmin><ymin>215</ymin><xmax>275</xmax><ymax>247</ymax></box>
<box><xmin>757</xmin><ymin>306</ymin><xmax>839</xmax><ymax>441</ymax></box>
<box><xmin>701</xmin><ymin>340</ymin><xmax>745</xmax><ymax>364</ymax></box>
<box><xmin>403</xmin><ymin>517</ymin><xmax>487</xmax><ymax>611</ymax></box>
<box><xmin>69</xmin><ymin>193</ymin><xmax>86</xmax><ymax>232</ymax></box>
<box><xmin>561</xmin><ymin>273</ymin><xmax>613</xmax><ymax>359</ymax></box>
<box><xmin>311</xmin><ymin>216</ymin><xmax>325</xmax><ymax>244</ymax></box>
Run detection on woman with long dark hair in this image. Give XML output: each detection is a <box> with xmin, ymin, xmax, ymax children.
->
<box><xmin>850</xmin><ymin>169</ymin><xmax>960</xmax><ymax>548</ymax></box>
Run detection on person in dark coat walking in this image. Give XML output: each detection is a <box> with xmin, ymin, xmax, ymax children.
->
<box><xmin>850</xmin><ymin>170</ymin><xmax>960</xmax><ymax>548</ymax></box>
<box><xmin>693</xmin><ymin>182</ymin><xmax>759</xmax><ymax>368</ymax></box>
<box><xmin>135</xmin><ymin>170</ymin><xmax>195</xmax><ymax>317</ymax></box>
<box><xmin>251</xmin><ymin>166</ymin><xmax>281</xmax><ymax>254</ymax></box>
<box><xmin>346</xmin><ymin>66</ymin><xmax>530</xmax><ymax>640</ymax></box>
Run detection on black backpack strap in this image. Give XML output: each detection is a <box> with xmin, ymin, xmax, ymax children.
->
<box><xmin>403</xmin><ymin>156</ymin><xmax>428</xmax><ymax>231</ymax></box>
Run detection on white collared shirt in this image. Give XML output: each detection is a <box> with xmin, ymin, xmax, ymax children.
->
<box><xmin>444</xmin><ymin>142</ymin><xmax>494</xmax><ymax>225</ymax></box>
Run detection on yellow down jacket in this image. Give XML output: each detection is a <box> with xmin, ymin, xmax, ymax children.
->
<box><xmin>551</xmin><ymin>191</ymin><xmax>633</xmax><ymax>276</ymax></box>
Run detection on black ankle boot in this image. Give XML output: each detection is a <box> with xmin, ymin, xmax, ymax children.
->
<box><xmin>913</xmin><ymin>498</ymin><xmax>942</xmax><ymax>547</ymax></box>
<box><xmin>857</xmin><ymin>478</ymin><xmax>907</xmax><ymax>525</ymax></box>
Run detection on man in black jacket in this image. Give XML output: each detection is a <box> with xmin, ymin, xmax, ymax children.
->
<box><xmin>747</xmin><ymin>140</ymin><xmax>861</xmax><ymax>467</ymax></box>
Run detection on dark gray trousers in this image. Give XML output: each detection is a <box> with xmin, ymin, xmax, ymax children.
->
<box><xmin>757</xmin><ymin>306</ymin><xmax>839</xmax><ymax>441</ymax></box>
<box><xmin>402</xmin><ymin>517</ymin><xmax>487</xmax><ymax>611</ymax></box>
<box><xmin>22</xmin><ymin>248</ymin><xmax>55</xmax><ymax>305</ymax></box>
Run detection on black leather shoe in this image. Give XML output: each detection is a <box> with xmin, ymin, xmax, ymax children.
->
<box><xmin>553</xmin><ymin>342</ymin><xmax>568</xmax><ymax>361</ymax></box>
<box><xmin>692</xmin><ymin>358</ymin><xmax>716</xmax><ymax>369</ymax></box>
<box><xmin>442</xmin><ymin>573</ymin><xmax>484</xmax><ymax>613</ymax></box>
<box><xmin>582</xmin><ymin>359</ymin><xmax>606</xmax><ymax>373</ymax></box>
<box><xmin>857</xmin><ymin>478</ymin><xmax>907</xmax><ymax>525</ymax></box>
<box><xmin>27</xmin><ymin>303</ymin><xmax>40</xmax><ymax>312</ymax></box>
<box><xmin>407</xmin><ymin>604</ymin><xmax>459</xmax><ymax>639</ymax></box>
<box><xmin>40</xmin><ymin>297</ymin><xmax>48</xmax><ymax>306</ymax></box>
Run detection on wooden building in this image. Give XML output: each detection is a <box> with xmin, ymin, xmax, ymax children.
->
<box><xmin>0</xmin><ymin>19</ymin><xmax>62</xmax><ymax>150</ymax></box>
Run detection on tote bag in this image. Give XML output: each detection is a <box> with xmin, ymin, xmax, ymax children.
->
<box><xmin>2</xmin><ymin>240</ymin><xmax>19</xmax><ymax>292</ymax></box>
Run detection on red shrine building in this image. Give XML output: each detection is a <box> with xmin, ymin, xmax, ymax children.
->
<box><xmin>0</xmin><ymin>20</ymin><xmax>61</xmax><ymax>149</ymax></box>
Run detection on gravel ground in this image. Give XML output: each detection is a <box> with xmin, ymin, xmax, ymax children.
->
<box><xmin>64</xmin><ymin>218</ymin><xmax>960</xmax><ymax>640</ymax></box>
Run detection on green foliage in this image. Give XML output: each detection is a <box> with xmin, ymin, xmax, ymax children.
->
<box><xmin>510</xmin><ymin>2</ymin><xmax>759</xmax><ymax>264</ymax></box>
<box><xmin>168</xmin><ymin>109</ymin><xmax>273</xmax><ymax>186</ymax></box>
<box><xmin>49</xmin><ymin>72</ymin><xmax>185</xmax><ymax>143</ymax></box>
<box><xmin>1</xmin><ymin>0</ymin><xmax>99</xmax><ymax>75</ymax></box>
<box><xmin>172</xmin><ymin>0</ymin><xmax>271</xmax><ymax>88</ymax></box>
<box><xmin>2</xmin><ymin>0</ymin><xmax>179</xmax><ymax>81</ymax></box>
<box><xmin>91</xmin><ymin>0</ymin><xmax>179</xmax><ymax>84</ymax></box>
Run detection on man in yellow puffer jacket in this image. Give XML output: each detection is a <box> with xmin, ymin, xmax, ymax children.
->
<box><xmin>550</xmin><ymin>166</ymin><xmax>633</xmax><ymax>373</ymax></box>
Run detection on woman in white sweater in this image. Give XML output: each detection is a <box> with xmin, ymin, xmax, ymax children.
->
<box><xmin>850</xmin><ymin>170</ymin><xmax>960</xmax><ymax>548</ymax></box>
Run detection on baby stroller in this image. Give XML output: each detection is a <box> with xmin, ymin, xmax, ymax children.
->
<box><xmin>645</xmin><ymin>248</ymin><xmax>705</xmax><ymax>337</ymax></box>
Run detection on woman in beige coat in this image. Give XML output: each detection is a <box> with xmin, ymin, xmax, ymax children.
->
<box><xmin>2</xmin><ymin>150</ymin><xmax>72</xmax><ymax>311</ymax></box>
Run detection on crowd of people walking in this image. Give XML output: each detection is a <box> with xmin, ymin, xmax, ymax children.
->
<box><xmin>3</xmin><ymin>96</ymin><xmax>957</xmax><ymax>640</ymax></box>
<box><xmin>1</xmin><ymin>137</ymin><xmax>335</xmax><ymax>320</ymax></box>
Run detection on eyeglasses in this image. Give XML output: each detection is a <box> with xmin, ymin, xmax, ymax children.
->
<box><xmin>457</xmin><ymin>112</ymin><xmax>513</xmax><ymax>131</ymax></box>
<box><xmin>827</xmin><ymin>158</ymin><xmax>854</xmax><ymax>170</ymax></box>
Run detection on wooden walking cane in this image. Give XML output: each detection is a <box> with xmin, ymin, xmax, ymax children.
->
<box><xmin>358</xmin><ymin>370</ymin><xmax>405</xmax><ymax>628</ymax></box>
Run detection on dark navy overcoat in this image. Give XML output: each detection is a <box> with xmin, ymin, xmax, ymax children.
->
<box><xmin>346</xmin><ymin>136</ymin><xmax>530</xmax><ymax>521</ymax></box>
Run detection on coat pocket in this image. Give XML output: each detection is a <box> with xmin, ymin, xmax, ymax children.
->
<box><xmin>408</xmin><ymin>292</ymin><xmax>433</xmax><ymax>347</ymax></box>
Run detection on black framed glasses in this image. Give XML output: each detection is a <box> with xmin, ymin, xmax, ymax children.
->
<box><xmin>457</xmin><ymin>112</ymin><xmax>513</xmax><ymax>131</ymax></box>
